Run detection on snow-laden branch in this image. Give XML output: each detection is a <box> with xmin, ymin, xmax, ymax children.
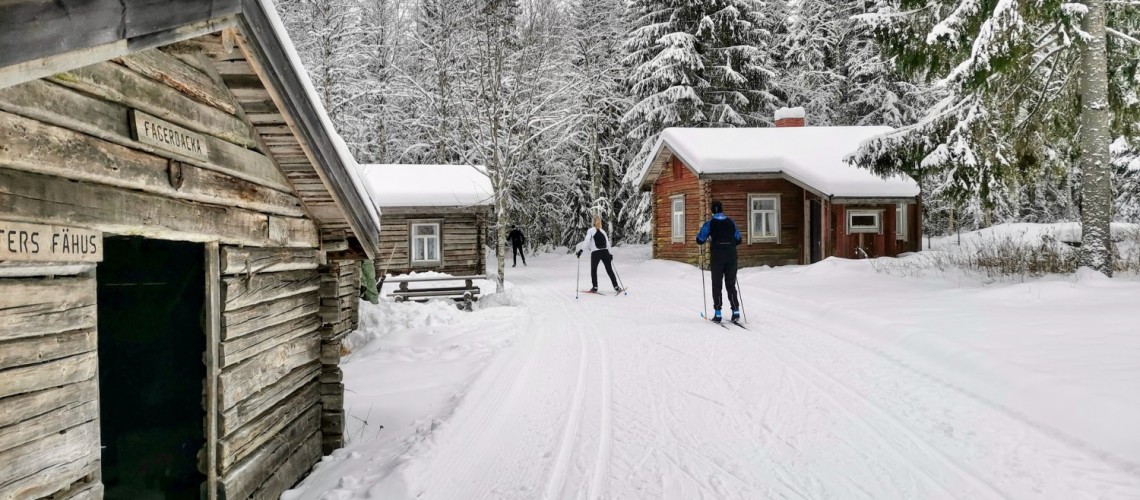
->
<box><xmin>1107</xmin><ymin>27</ymin><xmax>1140</xmax><ymax>47</ymax></box>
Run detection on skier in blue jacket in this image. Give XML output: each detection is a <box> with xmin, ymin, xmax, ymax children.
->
<box><xmin>696</xmin><ymin>201</ymin><xmax>742</xmax><ymax>323</ymax></box>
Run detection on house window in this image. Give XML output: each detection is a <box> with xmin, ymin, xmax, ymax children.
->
<box><xmin>671</xmin><ymin>195</ymin><xmax>685</xmax><ymax>243</ymax></box>
<box><xmin>749</xmin><ymin>194</ymin><xmax>780</xmax><ymax>243</ymax></box>
<box><xmin>896</xmin><ymin>203</ymin><xmax>908</xmax><ymax>241</ymax></box>
<box><xmin>847</xmin><ymin>210</ymin><xmax>882</xmax><ymax>234</ymax></box>
<box><xmin>411</xmin><ymin>223</ymin><xmax>441</xmax><ymax>264</ymax></box>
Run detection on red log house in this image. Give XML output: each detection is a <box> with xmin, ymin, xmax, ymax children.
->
<box><xmin>638</xmin><ymin>108</ymin><xmax>922</xmax><ymax>268</ymax></box>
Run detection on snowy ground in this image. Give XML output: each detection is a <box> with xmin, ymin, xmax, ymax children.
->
<box><xmin>286</xmin><ymin>245</ymin><xmax>1140</xmax><ymax>500</ymax></box>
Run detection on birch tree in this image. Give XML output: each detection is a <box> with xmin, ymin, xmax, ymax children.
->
<box><xmin>853</xmin><ymin>0</ymin><xmax>1140</xmax><ymax>275</ymax></box>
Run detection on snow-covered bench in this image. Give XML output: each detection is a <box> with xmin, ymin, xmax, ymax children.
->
<box><xmin>385</xmin><ymin>275</ymin><xmax>485</xmax><ymax>311</ymax></box>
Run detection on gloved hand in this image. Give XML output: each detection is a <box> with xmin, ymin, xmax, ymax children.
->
<box><xmin>576</xmin><ymin>250</ymin><xmax>583</xmax><ymax>258</ymax></box>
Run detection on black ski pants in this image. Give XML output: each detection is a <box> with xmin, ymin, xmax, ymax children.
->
<box><xmin>709</xmin><ymin>248</ymin><xmax>739</xmax><ymax>312</ymax></box>
<box><xmin>591</xmin><ymin>250</ymin><xmax>618</xmax><ymax>289</ymax></box>
<box><xmin>512</xmin><ymin>243</ymin><xmax>526</xmax><ymax>265</ymax></box>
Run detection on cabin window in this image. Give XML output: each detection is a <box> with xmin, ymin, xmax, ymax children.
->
<box><xmin>896</xmin><ymin>203</ymin><xmax>908</xmax><ymax>241</ymax></box>
<box><xmin>411</xmin><ymin>223</ymin><xmax>441</xmax><ymax>264</ymax></box>
<box><xmin>671</xmin><ymin>195</ymin><xmax>685</xmax><ymax>242</ymax></box>
<box><xmin>749</xmin><ymin>194</ymin><xmax>781</xmax><ymax>243</ymax></box>
<box><xmin>847</xmin><ymin>210</ymin><xmax>882</xmax><ymax>234</ymax></box>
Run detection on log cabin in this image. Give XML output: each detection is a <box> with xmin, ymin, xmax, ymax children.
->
<box><xmin>359</xmin><ymin>164</ymin><xmax>493</xmax><ymax>276</ymax></box>
<box><xmin>638</xmin><ymin>108</ymin><xmax>922</xmax><ymax>268</ymax></box>
<box><xmin>0</xmin><ymin>1</ymin><xmax>382</xmax><ymax>498</ymax></box>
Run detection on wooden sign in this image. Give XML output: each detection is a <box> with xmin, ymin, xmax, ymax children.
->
<box><xmin>130</xmin><ymin>109</ymin><xmax>209</xmax><ymax>161</ymax></box>
<box><xmin>0</xmin><ymin>221</ymin><xmax>103</xmax><ymax>262</ymax></box>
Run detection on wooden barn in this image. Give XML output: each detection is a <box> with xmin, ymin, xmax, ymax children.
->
<box><xmin>639</xmin><ymin>109</ymin><xmax>921</xmax><ymax>267</ymax></box>
<box><xmin>0</xmin><ymin>1</ymin><xmax>381</xmax><ymax>498</ymax></box>
<box><xmin>359</xmin><ymin>164</ymin><xmax>493</xmax><ymax>276</ymax></box>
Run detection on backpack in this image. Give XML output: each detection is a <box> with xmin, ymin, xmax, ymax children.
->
<box><xmin>593</xmin><ymin>230</ymin><xmax>608</xmax><ymax>250</ymax></box>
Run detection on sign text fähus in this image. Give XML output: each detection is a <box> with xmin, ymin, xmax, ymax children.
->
<box><xmin>0</xmin><ymin>220</ymin><xmax>103</xmax><ymax>262</ymax></box>
<box><xmin>130</xmin><ymin>109</ymin><xmax>209</xmax><ymax>161</ymax></box>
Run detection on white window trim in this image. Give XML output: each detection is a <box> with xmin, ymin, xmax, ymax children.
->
<box><xmin>896</xmin><ymin>203</ymin><xmax>908</xmax><ymax>241</ymax></box>
<box><xmin>410</xmin><ymin>222</ymin><xmax>442</xmax><ymax>265</ymax></box>
<box><xmin>748</xmin><ymin>194</ymin><xmax>781</xmax><ymax>244</ymax></box>
<box><xmin>847</xmin><ymin>210</ymin><xmax>883</xmax><ymax>235</ymax></box>
<box><xmin>670</xmin><ymin>195</ymin><xmax>685</xmax><ymax>243</ymax></box>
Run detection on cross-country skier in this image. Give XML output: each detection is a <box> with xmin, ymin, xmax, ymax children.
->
<box><xmin>576</xmin><ymin>217</ymin><xmax>620</xmax><ymax>293</ymax></box>
<box><xmin>696</xmin><ymin>201</ymin><xmax>741</xmax><ymax>323</ymax></box>
<box><xmin>508</xmin><ymin>225</ymin><xmax>526</xmax><ymax>267</ymax></box>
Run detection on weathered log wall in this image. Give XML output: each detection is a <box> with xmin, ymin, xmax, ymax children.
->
<box><xmin>216</xmin><ymin>247</ymin><xmax>323</xmax><ymax>499</ymax></box>
<box><xmin>0</xmin><ymin>271</ymin><xmax>102</xmax><ymax>499</ymax></box>
<box><xmin>377</xmin><ymin>208</ymin><xmax>488</xmax><ymax>276</ymax></box>
<box><xmin>0</xmin><ymin>41</ymin><xmax>345</xmax><ymax>499</ymax></box>
<box><xmin>317</xmin><ymin>258</ymin><xmax>360</xmax><ymax>454</ymax></box>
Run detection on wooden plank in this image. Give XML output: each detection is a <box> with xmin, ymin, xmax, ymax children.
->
<box><xmin>0</xmin><ymin>399</ymin><xmax>97</xmax><ymax>455</ymax></box>
<box><xmin>217</xmin><ymin>406</ymin><xmax>320</xmax><ymax>499</ymax></box>
<box><xmin>0</xmin><ymin>111</ymin><xmax>305</xmax><ymax>217</ymax></box>
<box><xmin>0</xmin><ymin>262</ymin><xmax>95</xmax><ymax>278</ymax></box>
<box><xmin>249</xmin><ymin>430</ymin><xmax>322</xmax><ymax>500</ymax></box>
<box><xmin>49</xmin><ymin>61</ymin><xmax>256</xmax><ymax>148</ymax></box>
<box><xmin>222</xmin><ymin>293</ymin><xmax>320</xmax><ymax>340</ymax></box>
<box><xmin>205</xmin><ymin>241</ymin><xmax>222</xmax><ymax>500</ymax></box>
<box><xmin>0</xmin><ymin>276</ymin><xmax>96</xmax><ymax>341</ymax></box>
<box><xmin>0</xmin><ymin>421</ymin><xmax>100</xmax><ymax>498</ymax></box>
<box><xmin>220</xmin><ymin>247</ymin><xmax>319</xmax><ymax>275</ymax></box>
<box><xmin>0</xmin><ymin>79</ymin><xmax>293</xmax><ymax>191</ymax></box>
<box><xmin>0</xmin><ymin>352</ymin><xmax>98</xmax><ymax>399</ymax></box>
<box><xmin>219</xmin><ymin>362</ymin><xmax>320</xmax><ymax>436</ymax></box>
<box><xmin>0</xmin><ymin>169</ymin><xmax>318</xmax><ymax>249</ymax></box>
<box><xmin>222</xmin><ymin>270</ymin><xmax>320</xmax><ymax>312</ymax></box>
<box><xmin>58</xmin><ymin>480</ymin><xmax>104</xmax><ymax>500</ymax></box>
<box><xmin>119</xmin><ymin>49</ymin><xmax>237</xmax><ymax>113</ymax></box>
<box><xmin>218</xmin><ymin>384</ymin><xmax>319</xmax><ymax>471</ymax></box>
<box><xmin>220</xmin><ymin>315</ymin><xmax>320</xmax><ymax>368</ymax></box>
<box><xmin>0</xmin><ymin>379</ymin><xmax>98</xmax><ymax>431</ymax></box>
<box><xmin>0</xmin><ymin>329</ymin><xmax>96</xmax><ymax>371</ymax></box>
<box><xmin>217</xmin><ymin>332</ymin><xmax>320</xmax><ymax>410</ymax></box>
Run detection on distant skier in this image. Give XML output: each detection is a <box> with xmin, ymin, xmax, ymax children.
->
<box><xmin>696</xmin><ymin>201</ymin><xmax>742</xmax><ymax>323</ymax></box>
<box><xmin>508</xmin><ymin>225</ymin><xmax>526</xmax><ymax>267</ymax></box>
<box><xmin>576</xmin><ymin>217</ymin><xmax>621</xmax><ymax>293</ymax></box>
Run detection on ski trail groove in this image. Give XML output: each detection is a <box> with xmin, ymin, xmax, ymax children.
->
<box><xmin>542</xmin><ymin>297</ymin><xmax>589</xmax><ymax>500</ymax></box>
<box><xmin>587</xmin><ymin>329</ymin><xmax>612</xmax><ymax>500</ymax></box>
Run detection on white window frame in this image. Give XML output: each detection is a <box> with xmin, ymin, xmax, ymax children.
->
<box><xmin>896</xmin><ymin>203</ymin><xmax>908</xmax><ymax>241</ymax></box>
<box><xmin>410</xmin><ymin>222</ymin><xmax>442</xmax><ymax>265</ymax></box>
<box><xmin>847</xmin><ymin>210</ymin><xmax>883</xmax><ymax>234</ymax></box>
<box><xmin>670</xmin><ymin>195</ymin><xmax>685</xmax><ymax>243</ymax></box>
<box><xmin>748</xmin><ymin>194</ymin><xmax>781</xmax><ymax>244</ymax></box>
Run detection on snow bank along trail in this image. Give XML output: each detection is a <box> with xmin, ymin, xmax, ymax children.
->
<box><xmin>289</xmin><ymin>247</ymin><xmax>1140</xmax><ymax>499</ymax></box>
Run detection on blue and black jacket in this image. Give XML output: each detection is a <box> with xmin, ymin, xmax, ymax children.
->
<box><xmin>696</xmin><ymin>213</ymin><xmax>742</xmax><ymax>251</ymax></box>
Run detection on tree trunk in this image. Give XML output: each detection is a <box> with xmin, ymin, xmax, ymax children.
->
<box><xmin>1078</xmin><ymin>0</ymin><xmax>1114</xmax><ymax>276</ymax></box>
<box><xmin>495</xmin><ymin>185</ymin><xmax>508</xmax><ymax>293</ymax></box>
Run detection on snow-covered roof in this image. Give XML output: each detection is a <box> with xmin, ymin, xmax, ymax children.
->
<box><xmin>639</xmin><ymin>127</ymin><xmax>921</xmax><ymax>199</ymax></box>
<box><xmin>359</xmin><ymin>164</ymin><xmax>494</xmax><ymax>208</ymax></box>
<box><xmin>254</xmin><ymin>0</ymin><xmax>383</xmax><ymax>246</ymax></box>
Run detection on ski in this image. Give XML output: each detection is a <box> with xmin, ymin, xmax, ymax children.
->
<box><xmin>710</xmin><ymin>321</ymin><xmax>729</xmax><ymax>329</ymax></box>
<box><xmin>729</xmin><ymin>320</ymin><xmax>748</xmax><ymax>330</ymax></box>
<box><xmin>614</xmin><ymin>287</ymin><xmax>629</xmax><ymax>296</ymax></box>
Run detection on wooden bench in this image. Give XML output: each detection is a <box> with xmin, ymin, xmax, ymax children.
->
<box><xmin>384</xmin><ymin>275</ymin><xmax>485</xmax><ymax>310</ymax></box>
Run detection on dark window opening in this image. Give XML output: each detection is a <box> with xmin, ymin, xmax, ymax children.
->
<box><xmin>97</xmin><ymin>237</ymin><xmax>206</xmax><ymax>500</ymax></box>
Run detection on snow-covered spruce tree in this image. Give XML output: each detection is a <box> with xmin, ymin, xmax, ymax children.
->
<box><xmin>352</xmin><ymin>0</ymin><xmax>411</xmax><ymax>163</ymax></box>
<box><xmin>853</xmin><ymin>0</ymin><xmax>1140</xmax><ymax>275</ymax></box>
<box><xmin>622</xmin><ymin>0</ymin><xmax>784</xmax><ymax>168</ymax></box>
<box><xmin>458</xmin><ymin>0</ymin><xmax>576</xmax><ymax>291</ymax></box>
<box><xmin>562</xmin><ymin>0</ymin><xmax>637</xmax><ymax>246</ymax></box>
<box><xmin>402</xmin><ymin>0</ymin><xmax>475</xmax><ymax>164</ymax></box>
<box><xmin>1115</xmin><ymin>138</ymin><xmax>1140</xmax><ymax>222</ymax></box>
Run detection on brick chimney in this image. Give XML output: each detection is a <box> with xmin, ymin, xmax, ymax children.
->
<box><xmin>775</xmin><ymin>107</ymin><xmax>806</xmax><ymax>127</ymax></box>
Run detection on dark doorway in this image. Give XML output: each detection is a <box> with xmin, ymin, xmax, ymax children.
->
<box><xmin>97</xmin><ymin>237</ymin><xmax>206</xmax><ymax>499</ymax></box>
<box><xmin>809</xmin><ymin>200</ymin><xmax>823</xmax><ymax>263</ymax></box>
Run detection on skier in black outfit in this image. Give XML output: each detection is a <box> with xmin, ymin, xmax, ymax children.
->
<box><xmin>696</xmin><ymin>201</ymin><xmax>742</xmax><ymax>323</ymax></box>
<box><xmin>576</xmin><ymin>217</ymin><xmax>621</xmax><ymax>293</ymax></box>
<box><xmin>508</xmin><ymin>225</ymin><xmax>526</xmax><ymax>267</ymax></box>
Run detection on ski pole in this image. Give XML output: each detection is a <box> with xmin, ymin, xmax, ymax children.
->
<box><xmin>575</xmin><ymin>251</ymin><xmax>581</xmax><ymax>299</ymax></box>
<box><xmin>700</xmin><ymin>244</ymin><xmax>708</xmax><ymax>320</ymax></box>
<box><xmin>610</xmin><ymin>256</ymin><xmax>626</xmax><ymax>291</ymax></box>
<box><xmin>736</xmin><ymin>278</ymin><xmax>747</xmax><ymax>324</ymax></box>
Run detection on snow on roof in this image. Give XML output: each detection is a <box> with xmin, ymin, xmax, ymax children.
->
<box><xmin>359</xmin><ymin>164</ymin><xmax>494</xmax><ymax>208</ymax></box>
<box><xmin>256</xmin><ymin>0</ymin><xmax>383</xmax><ymax>227</ymax></box>
<box><xmin>774</xmin><ymin>107</ymin><xmax>806</xmax><ymax>120</ymax></box>
<box><xmin>640</xmin><ymin>127</ymin><xmax>920</xmax><ymax>198</ymax></box>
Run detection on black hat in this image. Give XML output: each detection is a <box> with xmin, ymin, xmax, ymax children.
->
<box><xmin>711</xmin><ymin>201</ymin><xmax>723</xmax><ymax>214</ymax></box>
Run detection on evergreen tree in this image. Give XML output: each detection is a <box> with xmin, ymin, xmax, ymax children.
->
<box><xmin>623</xmin><ymin>0</ymin><xmax>784</xmax><ymax>167</ymax></box>
<box><xmin>853</xmin><ymin>0</ymin><xmax>1140</xmax><ymax>274</ymax></box>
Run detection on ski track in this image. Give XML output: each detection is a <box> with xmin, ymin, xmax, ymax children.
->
<box><xmin>380</xmin><ymin>253</ymin><xmax>1140</xmax><ymax>499</ymax></box>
